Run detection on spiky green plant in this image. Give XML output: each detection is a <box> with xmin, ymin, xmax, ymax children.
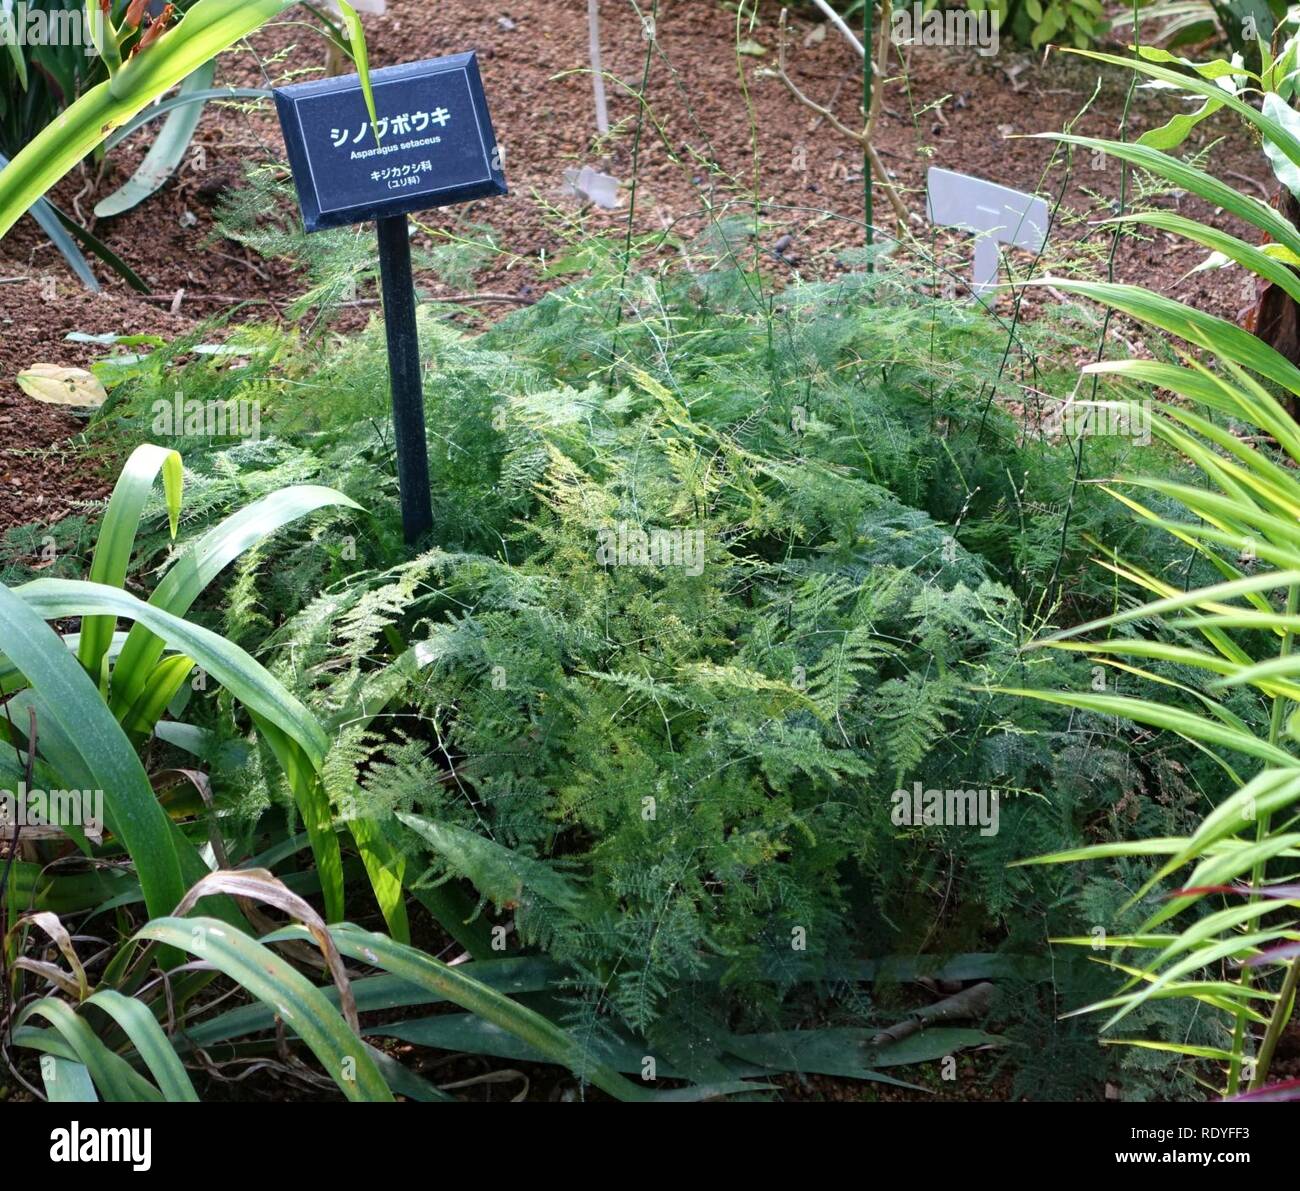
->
<box><xmin>7</xmin><ymin>868</ymin><xmax>675</xmax><ymax>1102</ymax></box>
<box><xmin>0</xmin><ymin>0</ymin><xmax>378</xmax><ymax>242</ymax></box>
<box><xmin>0</xmin><ymin>443</ymin><xmax>413</xmax><ymax>935</ymax></box>
<box><xmin>1009</xmin><ymin>37</ymin><xmax>1300</xmax><ymax>1097</ymax></box>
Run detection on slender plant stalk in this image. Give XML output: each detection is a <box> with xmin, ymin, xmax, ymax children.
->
<box><xmin>863</xmin><ymin>0</ymin><xmax>873</xmax><ymax>261</ymax></box>
<box><xmin>864</xmin><ymin>0</ymin><xmax>891</xmax><ymax>146</ymax></box>
<box><xmin>607</xmin><ymin>0</ymin><xmax>658</xmax><ymax>390</ymax></box>
<box><xmin>1252</xmin><ymin>955</ymin><xmax>1300</xmax><ymax>1089</ymax></box>
<box><xmin>1044</xmin><ymin>18</ymin><xmax>1140</xmax><ymax>597</ymax></box>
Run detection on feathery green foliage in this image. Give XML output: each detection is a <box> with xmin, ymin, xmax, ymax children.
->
<box><xmin>0</xmin><ymin>204</ymin><xmax>1233</xmax><ymax>1098</ymax></box>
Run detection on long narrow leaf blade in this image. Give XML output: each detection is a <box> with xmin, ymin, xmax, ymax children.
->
<box><xmin>0</xmin><ymin>583</ymin><xmax>186</xmax><ymax>918</ymax></box>
<box><xmin>95</xmin><ymin>62</ymin><xmax>218</xmax><ymax>219</ymax></box>
<box><xmin>134</xmin><ymin>917</ymin><xmax>392</xmax><ymax>1101</ymax></box>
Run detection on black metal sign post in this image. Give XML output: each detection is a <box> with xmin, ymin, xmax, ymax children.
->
<box><xmin>274</xmin><ymin>53</ymin><xmax>507</xmax><ymax>545</ymax></box>
<box><xmin>375</xmin><ymin>214</ymin><xmax>433</xmax><ymax>543</ymax></box>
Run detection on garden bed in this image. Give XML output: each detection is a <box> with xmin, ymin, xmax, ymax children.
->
<box><xmin>4</xmin><ymin>0</ymin><xmax>1300</xmax><ymax>1124</ymax></box>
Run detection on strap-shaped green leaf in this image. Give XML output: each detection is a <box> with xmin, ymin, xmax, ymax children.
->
<box><xmin>95</xmin><ymin>62</ymin><xmax>218</xmax><ymax>219</ymax></box>
<box><xmin>1025</xmin><ymin>278</ymin><xmax>1300</xmax><ymax>397</ymax></box>
<box><xmin>0</xmin><ymin>583</ymin><xmax>186</xmax><ymax>919</ymax></box>
<box><xmin>276</xmin><ymin>922</ymin><xmax>659</xmax><ymax>1102</ymax></box>
<box><xmin>78</xmin><ymin>443</ymin><xmax>182</xmax><ymax>683</ymax></box>
<box><xmin>21</xmin><ymin>579</ymin><xmax>329</xmax><ymax>764</ymax></box>
<box><xmin>335</xmin><ymin>2</ymin><xmax>380</xmax><ymax>142</ymax></box>
<box><xmin>1037</xmin><ymin>133</ymin><xmax>1300</xmax><ymax>260</ymax></box>
<box><xmin>120</xmin><ymin>653</ymin><xmax>196</xmax><ymax>740</ymax></box>
<box><xmin>110</xmin><ymin>485</ymin><xmax>360</xmax><ymax>716</ymax></box>
<box><xmin>42</xmin><ymin>1057</ymin><xmax>99</xmax><ymax>1103</ymax></box>
<box><xmin>135</xmin><ymin>917</ymin><xmax>393</xmax><ymax>1101</ymax></box>
<box><xmin>83</xmin><ymin>989</ymin><xmax>199</xmax><ymax>1102</ymax></box>
<box><xmin>347</xmin><ymin>813</ymin><xmax>410</xmax><ymax>943</ymax></box>
<box><xmin>16</xmin><ymin>998</ymin><xmax>162</xmax><ymax>1102</ymax></box>
<box><xmin>994</xmin><ymin>688</ymin><xmax>1296</xmax><ymax>767</ymax></box>
<box><xmin>0</xmin><ymin>0</ymin><xmax>385</xmax><ymax>241</ymax></box>
<box><xmin>251</xmin><ymin>714</ymin><xmax>343</xmax><ymax>923</ymax></box>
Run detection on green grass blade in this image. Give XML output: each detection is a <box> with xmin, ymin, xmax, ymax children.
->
<box><xmin>1101</xmin><ymin>929</ymin><xmax>1287</xmax><ymax>1030</ymax></box>
<box><xmin>1031</xmin><ymin>569</ymin><xmax>1300</xmax><ymax>647</ymax></box>
<box><xmin>120</xmin><ymin>653</ymin><xmax>196</xmax><ymax>739</ymax></box>
<box><xmin>1012</xmin><ymin>839</ymin><xmax>1191</xmax><ymax>866</ymax></box>
<box><xmin>251</xmin><ymin>716</ymin><xmax>343</xmax><ymax>923</ymax></box>
<box><xmin>1171</xmin><ymin>769</ymin><xmax>1300</xmax><ymax>874</ymax></box>
<box><xmin>83</xmin><ymin>989</ymin><xmax>199</xmax><ymax>1102</ymax></box>
<box><xmin>135</xmin><ymin>917</ymin><xmax>392</xmax><ymax>1101</ymax></box>
<box><xmin>18</xmin><ymin>578</ymin><xmax>338</xmax><ymax>919</ymax></box>
<box><xmin>1148</xmin><ymin>899</ymin><xmax>1300</xmax><ymax>973</ymax></box>
<box><xmin>0</xmin><ymin>151</ymin><xmax>99</xmax><ymax>291</ymax></box>
<box><xmin>0</xmin><ymin>583</ymin><xmax>186</xmax><ymax>918</ymax></box>
<box><xmin>1060</xmin><ymin>48</ymin><xmax>1300</xmax><ymax>173</ymax></box>
<box><xmin>183</xmin><ymin>959</ymin><xmax>565</xmax><ymax>1049</ymax></box>
<box><xmin>78</xmin><ymin>444</ymin><xmax>182</xmax><ymax>682</ymax></box>
<box><xmin>347</xmin><ymin>813</ymin><xmax>410</xmax><ymax>943</ymax></box>
<box><xmin>1146</xmin><ymin>835</ymin><xmax>1300</xmax><ymax>930</ymax></box>
<box><xmin>1102</xmin><ymin>1039</ymin><xmax>1242</xmax><ymax>1062</ymax></box>
<box><xmin>1104</xmin><ymin>210</ymin><xmax>1300</xmax><ymax>306</ymax></box>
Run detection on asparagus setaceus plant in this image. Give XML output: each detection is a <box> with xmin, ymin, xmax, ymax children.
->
<box><xmin>1</xmin><ymin>425</ymin><xmax>1031</xmax><ymax>1101</ymax></box>
<box><xmin>12</xmin><ymin>173</ymin><xmax>1254</xmax><ymax>1098</ymax></box>
<box><xmin>16</xmin><ymin>5</ymin><xmax>1300</xmax><ymax>1101</ymax></box>
<box><xmin>0</xmin><ymin>446</ymin><xmax>727</xmax><ymax>1103</ymax></box>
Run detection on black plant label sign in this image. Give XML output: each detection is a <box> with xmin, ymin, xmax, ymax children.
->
<box><xmin>274</xmin><ymin>52</ymin><xmax>507</xmax><ymax>233</ymax></box>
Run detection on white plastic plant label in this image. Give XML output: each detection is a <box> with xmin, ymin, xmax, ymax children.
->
<box><xmin>563</xmin><ymin>165</ymin><xmax>621</xmax><ymax>209</ymax></box>
<box><xmin>926</xmin><ymin>166</ymin><xmax>1049</xmax><ymax>295</ymax></box>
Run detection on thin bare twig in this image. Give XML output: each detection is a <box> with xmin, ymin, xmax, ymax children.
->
<box><xmin>863</xmin><ymin>0</ymin><xmax>892</xmax><ymax>146</ymax></box>
<box><xmin>774</xmin><ymin>11</ymin><xmax>911</xmax><ymax>229</ymax></box>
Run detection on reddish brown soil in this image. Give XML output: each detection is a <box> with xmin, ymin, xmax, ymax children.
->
<box><xmin>0</xmin><ymin>0</ymin><xmax>1279</xmax><ymax>541</ymax></box>
<box><xmin>0</xmin><ymin>284</ymin><xmax>192</xmax><ymax>536</ymax></box>
<box><xmin>0</xmin><ymin>4</ymin><xmax>1282</xmax><ymax>1102</ymax></box>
